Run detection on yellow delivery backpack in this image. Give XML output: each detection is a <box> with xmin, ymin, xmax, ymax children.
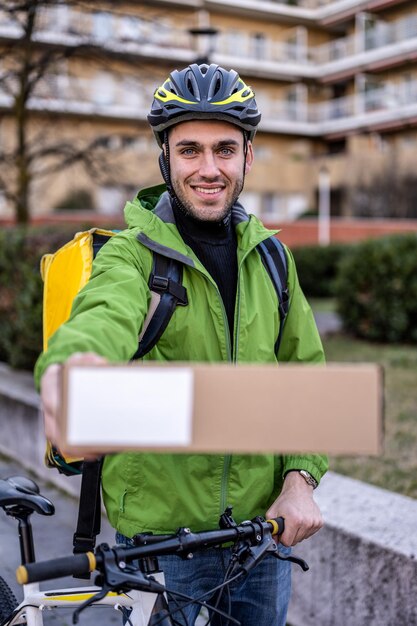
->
<box><xmin>41</xmin><ymin>227</ymin><xmax>189</xmax><ymax>475</ymax></box>
<box><xmin>41</xmin><ymin>228</ymin><xmax>116</xmax><ymax>474</ymax></box>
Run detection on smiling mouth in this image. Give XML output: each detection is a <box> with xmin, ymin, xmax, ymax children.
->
<box><xmin>193</xmin><ymin>186</ymin><xmax>224</xmax><ymax>195</ymax></box>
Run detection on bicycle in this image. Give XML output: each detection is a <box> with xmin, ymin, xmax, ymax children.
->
<box><xmin>0</xmin><ymin>475</ymin><xmax>309</xmax><ymax>626</ymax></box>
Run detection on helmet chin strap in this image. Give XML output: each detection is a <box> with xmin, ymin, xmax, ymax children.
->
<box><xmin>158</xmin><ymin>136</ymin><xmax>192</xmax><ymax>219</ymax></box>
<box><xmin>242</xmin><ymin>132</ymin><xmax>249</xmax><ymax>186</ymax></box>
<box><xmin>159</xmin><ymin>130</ymin><xmax>175</xmax><ymax>198</ymax></box>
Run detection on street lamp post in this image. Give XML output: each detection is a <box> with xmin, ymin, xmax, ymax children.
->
<box><xmin>188</xmin><ymin>27</ymin><xmax>219</xmax><ymax>64</ymax></box>
<box><xmin>318</xmin><ymin>165</ymin><xmax>331</xmax><ymax>246</ymax></box>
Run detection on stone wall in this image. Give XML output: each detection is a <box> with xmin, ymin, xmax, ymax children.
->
<box><xmin>1</xmin><ymin>362</ymin><xmax>417</xmax><ymax>625</ymax></box>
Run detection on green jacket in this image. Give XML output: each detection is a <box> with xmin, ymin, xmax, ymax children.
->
<box><xmin>35</xmin><ymin>184</ymin><xmax>328</xmax><ymax>537</ymax></box>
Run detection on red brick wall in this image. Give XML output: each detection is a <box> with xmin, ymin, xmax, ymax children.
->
<box><xmin>3</xmin><ymin>214</ymin><xmax>417</xmax><ymax>248</ymax></box>
<box><xmin>265</xmin><ymin>219</ymin><xmax>417</xmax><ymax>248</ymax></box>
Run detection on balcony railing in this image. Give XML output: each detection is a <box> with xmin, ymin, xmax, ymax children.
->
<box><xmin>1</xmin><ymin>5</ymin><xmax>417</xmax><ymax>77</ymax></box>
<box><xmin>314</xmin><ymin>13</ymin><xmax>417</xmax><ymax>63</ymax></box>
<box><xmin>2</xmin><ymin>67</ymin><xmax>416</xmax><ymax>139</ymax></box>
<box><xmin>0</xmin><ymin>6</ymin><xmax>194</xmax><ymax>55</ymax></box>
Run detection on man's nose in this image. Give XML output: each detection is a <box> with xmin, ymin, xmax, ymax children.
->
<box><xmin>198</xmin><ymin>152</ymin><xmax>220</xmax><ymax>178</ymax></box>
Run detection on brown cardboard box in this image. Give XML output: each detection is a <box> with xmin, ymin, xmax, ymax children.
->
<box><xmin>59</xmin><ymin>362</ymin><xmax>383</xmax><ymax>456</ymax></box>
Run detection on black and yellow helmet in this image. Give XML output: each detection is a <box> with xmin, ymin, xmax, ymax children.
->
<box><xmin>148</xmin><ymin>63</ymin><xmax>261</xmax><ymax>146</ymax></box>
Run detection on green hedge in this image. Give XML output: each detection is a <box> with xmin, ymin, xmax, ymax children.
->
<box><xmin>0</xmin><ymin>226</ymin><xmax>87</xmax><ymax>370</ymax></box>
<box><xmin>4</xmin><ymin>229</ymin><xmax>414</xmax><ymax>372</ymax></box>
<box><xmin>334</xmin><ymin>234</ymin><xmax>417</xmax><ymax>343</ymax></box>
<box><xmin>292</xmin><ymin>243</ymin><xmax>354</xmax><ymax>298</ymax></box>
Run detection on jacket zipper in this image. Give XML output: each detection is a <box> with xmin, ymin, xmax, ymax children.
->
<box><xmin>220</xmin><ymin>244</ymin><xmax>266</xmax><ymax>515</ymax></box>
<box><xmin>138</xmin><ymin>236</ymin><xmax>252</xmax><ymax>518</ymax></box>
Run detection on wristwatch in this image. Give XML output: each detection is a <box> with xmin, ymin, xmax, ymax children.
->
<box><xmin>298</xmin><ymin>470</ymin><xmax>318</xmax><ymax>489</ymax></box>
<box><xmin>289</xmin><ymin>470</ymin><xmax>318</xmax><ymax>489</ymax></box>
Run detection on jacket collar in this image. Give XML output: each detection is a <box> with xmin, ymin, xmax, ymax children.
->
<box><xmin>152</xmin><ymin>190</ymin><xmax>250</xmax><ymax>229</ymax></box>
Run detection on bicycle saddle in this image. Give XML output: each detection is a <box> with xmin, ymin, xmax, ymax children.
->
<box><xmin>0</xmin><ymin>476</ymin><xmax>55</xmax><ymax>515</ymax></box>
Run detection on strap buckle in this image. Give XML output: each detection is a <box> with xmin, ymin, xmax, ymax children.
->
<box><xmin>150</xmin><ymin>275</ymin><xmax>188</xmax><ymax>306</ymax></box>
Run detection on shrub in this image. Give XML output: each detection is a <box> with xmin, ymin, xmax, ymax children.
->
<box><xmin>0</xmin><ymin>226</ymin><xmax>82</xmax><ymax>370</ymax></box>
<box><xmin>334</xmin><ymin>234</ymin><xmax>417</xmax><ymax>343</ymax></box>
<box><xmin>54</xmin><ymin>189</ymin><xmax>94</xmax><ymax>211</ymax></box>
<box><xmin>292</xmin><ymin>243</ymin><xmax>353</xmax><ymax>298</ymax></box>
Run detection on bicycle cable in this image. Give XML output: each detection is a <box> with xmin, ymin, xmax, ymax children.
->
<box><xmin>203</xmin><ymin>550</ymin><xmax>236</xmax><ymax>626</ymax></box>
<box><xmin>153</xmin><ymin>572</ymin><xmax>244</xmax><ymax>626</ymax></box>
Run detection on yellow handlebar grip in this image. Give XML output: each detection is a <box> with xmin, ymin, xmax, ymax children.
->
<box><xmin>86</xmin><ymin>551</ymin><xmax>96</xmax><ymax>572</ymax></box>
<box><xmin>266</xmin><ymin>519</ymin><xmax>280</xmax><ymax>536</ymax></box>
<box><xmin>16</xmin><ymin>565</ymin><xmax>28</xmax><ymax>585</ymax></box>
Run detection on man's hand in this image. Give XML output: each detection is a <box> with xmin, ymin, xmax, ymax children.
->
<box><xmin>41</xmin><ymin>352</ymin><xmax>108</xmax><ymax>452</ymax></box>
<box><xmin>266</xmin><ymin>471</ymin><xmax>323</xmax><ymax>547</ymax></box>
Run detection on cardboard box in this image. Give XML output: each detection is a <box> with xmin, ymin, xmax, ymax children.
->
<box><xmin>59</xmin><ymin>362</ymin><xmax>383</xmax><ymax>456</ymax></box>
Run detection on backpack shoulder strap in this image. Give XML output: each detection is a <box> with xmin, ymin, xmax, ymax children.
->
<box><xmin>256</xmin><ymin>236</ymin><xmax>290</xmax><ymax>356</ymax></box>
<box><xmin>72</xmin><ymin>459</ymin><xmax>102</xmax><ymax>572</ymax></box>
<box><xmin>131</xmin><ymin>252</ymin><xmax>188</xmax><ymax>360</ymax></box>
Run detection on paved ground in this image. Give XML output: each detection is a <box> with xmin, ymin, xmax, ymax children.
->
<box><xmin>313</xmin><ymin>310</ymin><xmax>342</xmax><ymax>336</ymax></box>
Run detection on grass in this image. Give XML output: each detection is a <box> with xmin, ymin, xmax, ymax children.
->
<box><xmin>308</xmin><ymin>297</ymin><xmax>336</xmax><ymax>314</ymax></box>
<box><xmin>321</xmin><ymin>332</ymin><xmax>417</xmax><ymax>499</ymax></box>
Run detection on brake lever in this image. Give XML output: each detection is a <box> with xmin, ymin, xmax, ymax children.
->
<box><xmin>72</xmin><ymin>586</ymin><xmax>110</xmax><ymax>623</ymax></box>
<box><xmin>273</xmin><ymin>550</ymin><xmax>310</xmax><ymax>571</ymax></box>
<box><xmin>235</xmin><ymin>536</ymin><xmax>277</xmax><ymax>575</ymax></box>
<box><xmin>72</xmin><ymin>543</ymin><xmax>166</xmax><ymax>623</ymax></box>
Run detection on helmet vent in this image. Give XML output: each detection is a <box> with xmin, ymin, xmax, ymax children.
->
<box><xmin>186</xmin><ymin>72</ymin><xmax>200</xmax><ymax>99</ymax></box>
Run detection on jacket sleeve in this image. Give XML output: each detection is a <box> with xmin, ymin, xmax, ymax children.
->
<box><xmin>277</xmin><ymin>246</ymin><xmax>329</xmax><ymax>485</ymax></box>
<box><xmin>34</xmin><ymin>231</ymin><xmax>152</xmax><ymax>390</ymax></box>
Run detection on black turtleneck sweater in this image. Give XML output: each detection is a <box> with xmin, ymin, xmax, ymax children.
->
<box><xmin>172</xmin><ymin>203</ymin><xmax>238</xmax><ymax>341</ymax></box>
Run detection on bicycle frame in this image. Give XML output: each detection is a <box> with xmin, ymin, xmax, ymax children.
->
<box><xmin>6</xmin><ymin>575</ymin><xmax>165</xmax><ymax>626</ymax></box>
<box><xmin>1</xmin><ymin>476</ymin><xmax>301</xmax><ymax>626</ymax></box>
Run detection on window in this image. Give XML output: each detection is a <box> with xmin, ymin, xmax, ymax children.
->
<box><xmin>239</xmin><ymin>191</ymin><xmax>261</xmax><ymax>217</ymax></box>
<box><xmin>96</xmin><ymin>186</ymin><xmax>127</xmax><ymax>215</ymax></box>
<box><xmin>252</xmin><ymin>33</ymin><xmax>267</xmax><ymax>60</ymax></box>
<box><xmin>93</xmin><ymin>12</ymin><xmax>113</xmax><ymax>42</ymax></box>
<box><xmin>93</xmin><ymin>72</ymin><xmax>115</xmax><ymax>106</ymax></box>
<box><xmin>119</xmin><ymin>16</ymin><xmax>142</xmax><ymax>42</ymax></box>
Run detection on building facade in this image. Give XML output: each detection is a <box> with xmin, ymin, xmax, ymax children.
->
<box><xmin>1</xmin><ymin>0</ymin><xmax>416</xmax><ymax>221</ymax></box>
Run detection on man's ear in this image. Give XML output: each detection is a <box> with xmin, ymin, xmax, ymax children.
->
<box><xmin>245</xmin><ymin>141</ymin><xmax>254</xmax><ymax>175</ymax></box>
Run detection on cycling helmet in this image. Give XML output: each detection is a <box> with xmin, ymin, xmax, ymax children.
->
<box><xmin>148</xmin><ymin>63</ymin><xmax>261</xmax><ymax>146</ymax></box>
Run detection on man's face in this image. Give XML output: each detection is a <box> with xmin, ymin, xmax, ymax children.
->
<box><xmin>166</xmin><ymin>120</ymin><xmax>254</xmax><ymax>222</ymax></box>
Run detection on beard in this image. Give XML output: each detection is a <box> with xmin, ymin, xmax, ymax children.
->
<box><xmin>171</xmin><ymin>176</ymin><xmax>244</xmax><ymax>223</ymax></box>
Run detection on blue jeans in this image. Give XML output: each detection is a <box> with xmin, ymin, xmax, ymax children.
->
<box><xmin>116</xmin><ymin>533</ymin><xmax>292</xmax><ymax>626</ymax></box>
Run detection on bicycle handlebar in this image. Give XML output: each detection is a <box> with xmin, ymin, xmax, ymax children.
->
<box><xmin>17</xmin><ymin>552</ymin><xmax>96</xmax><ymax>585</ymax></box>
<box><xmin>16</xmin><ymin>517</ymin><xmax>284</xmax><ymax>585</ymax></box>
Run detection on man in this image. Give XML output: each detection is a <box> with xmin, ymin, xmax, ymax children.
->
<box><xmin>36</xmin><ymin>63</ymin><xmax>328</xmax><ymax>625</ymax></box>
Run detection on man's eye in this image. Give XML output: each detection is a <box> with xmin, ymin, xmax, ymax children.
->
<box><xmin>181</xmin><ymin>148</ymin><xmax>196</xmax><ymax>155</ymax></box>
<box><xmin>219</xmin><ymin>148</ymin><xmax>233</xmax><ymax>156</ymax></box>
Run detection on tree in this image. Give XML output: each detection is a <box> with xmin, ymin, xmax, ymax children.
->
<box><xmin>0</xmin><ymin>0</ymin><xmax>171</xmax><ymax>223</ymax></box>
<box><xmin>348</xmin><ymin>154</ymin><xmax>417</xmax><ymax>219</ymax></box>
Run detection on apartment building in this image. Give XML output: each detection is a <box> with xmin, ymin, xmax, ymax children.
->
<box><xmin>0</xmin><ymin>0</ymin><xmax>416</xmax><ymax>221</ymax></box>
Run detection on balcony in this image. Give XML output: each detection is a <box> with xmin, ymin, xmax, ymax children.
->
<box><xmin>205</xmin><ymin>0</ymin><xmax>406</xmax><ymax>26</ymax></box>
<box><xmin>0</xmin><ymin>71</ymin><xmax>157</xmax><ymax>123</ymax></box>
<box><xmin>1</xmin><ymin>6</ymin><xmax>416</xmax><ymax>83</ymax></box>
<box><xmin>2</xmin><ymin>64</ymin><xmax>416</xmax><ymax>141</ymax></box>
<box><xmin>0</xmin><ymin>6</ymin><xmax>195</xmax><ymax>65</ymax></box>
<box><xmin>312</xmin><ymin>12</ymin><xmax>417</xmax><ymax>81</ymax></box>
<box><xmin>213</xmin><ymin>12</ymin><xmax>417</xmax><ymax>81</ymax></box>
<box><xmin>260</xmin><ymin>77</ymin><xmax>417</xmax><ymax>136</ymax></box>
